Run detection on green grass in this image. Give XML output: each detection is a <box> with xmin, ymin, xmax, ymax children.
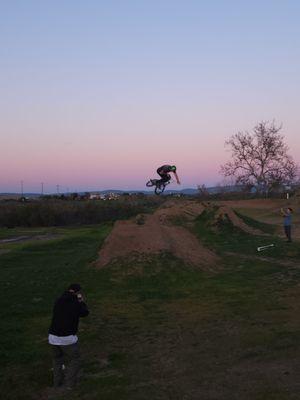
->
<box><xmin>1</xmin><ymin>212</ymin><xmax>300</xmax><ymax>399</ymax></box>
<box><xmin>194</xmin><ymin>207</ymin><xmax>300</xmax><ymax>260</ymax></box>
<box><xmin>0</xmin><ymin>225</ymin><xmax>111</xmax><ymax>398</ymax></box>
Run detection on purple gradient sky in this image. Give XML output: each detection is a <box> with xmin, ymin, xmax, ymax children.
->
<box><xmin>1</xmin><ymin>1</ymin><xmax>300</xmax><ymax>193</ymax></box>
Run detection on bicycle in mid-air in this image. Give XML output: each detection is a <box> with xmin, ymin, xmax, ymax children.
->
<box><xmin>146</xmin><ymin>178</ymin><xmax>170</xmax><ymax>195</ymax></box>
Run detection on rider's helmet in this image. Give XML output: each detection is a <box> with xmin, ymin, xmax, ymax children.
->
<box><xmin>170</xmin><ymin>165</ymin><xmax>177</xmax><ymax>172</ymax></box>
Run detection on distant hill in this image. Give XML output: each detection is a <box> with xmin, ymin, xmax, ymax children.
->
<box><xmin>0</xmin><ymin>186</ymin><xmax>245</xmax><ymax>198</ymax></box>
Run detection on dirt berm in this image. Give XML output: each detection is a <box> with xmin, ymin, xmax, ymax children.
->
<box><xmin>213</xmin><ymin>205</ymin><xmax>265</xmax><ymax>235</ymax></box>
<box><xmin>96</xmin><ymin>200</ymin><xmax>220</xmax><ymax>271</ymax></box>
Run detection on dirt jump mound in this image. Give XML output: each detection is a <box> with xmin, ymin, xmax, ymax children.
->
<box><xmin>212</xmin><ymin>205</ymin><xmax>265</xmax><ymax>235</ymax></box>
<box><xmin>96</xmin><ymin>200</ymin><xmax>219</xmax><ymax>271</ymax></box>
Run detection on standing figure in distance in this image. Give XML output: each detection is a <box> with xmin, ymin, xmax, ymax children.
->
<box><xmin>281</xmin><ymin>207</ymin><xmax>293</xmax><ymax>243</ymax></box>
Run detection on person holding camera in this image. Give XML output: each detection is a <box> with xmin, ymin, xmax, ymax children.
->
<box><xmin>48</xmin><ymin>283</ymin><xmax>89</xmax><ymax>391</ymax></box>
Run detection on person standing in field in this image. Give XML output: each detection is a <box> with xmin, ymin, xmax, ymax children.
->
<box><xmin>48</xmin><ymin>283</ymin><xmax>89</xmax><ymax>392</ymax></box>
<box><xmin>281</xmin><ymin>207</ymin><xmax>293</xmax><ymax>242</ymax></box>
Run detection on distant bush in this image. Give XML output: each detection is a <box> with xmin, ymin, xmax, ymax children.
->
<box><xmin>0</xmin><ymin>197</ymin><xmax>164</xmax><ymax>228</ymax></box>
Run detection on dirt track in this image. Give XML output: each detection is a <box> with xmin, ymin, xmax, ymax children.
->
<box><xmin>96</xmin><ymin>201</ymin><xmax>220</xmax><ymax>270</ymax></box>
<box><xmin>213</xmin><ymin>205</ymin><xmax>266</xmax><ymax>235</ymax></box>
<box><xmin>96</xmin><ymin>198</ymin><xmax>296</xmax><ymax>269</ymax></box>
<box><xmin>220</xmin><ymin>198</ymin><xmax>300</xmax><ymax>240</ymax></box>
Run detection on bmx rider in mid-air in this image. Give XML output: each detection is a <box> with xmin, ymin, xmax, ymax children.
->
<box><xmin>156</xmin><ymin>165</ymin><xmax>181</xmax><ymax>186</ymax></box>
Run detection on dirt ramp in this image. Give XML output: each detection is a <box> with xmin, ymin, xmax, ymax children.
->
<box><xmin>96</xmin><ymin>201</ymin><xmax>219</xmax><ymax>270</ymax></box>
<box><xmin>163</xmin><ymin>224</ymin><xmax>217</xmax><ymax>268</ymax></box>
<box><xmin>210</xmin><ymin>205</ymin><xmax>265</xmax><ymax>235</ymax></box>
<box><xmin>97</xmin><ymin>218</ymin><xmax>168</xmax><ymax>266</ymax></box>
<box><xmin>154</xmin><ymin>200</ymin><xmax>205</xmax><ymax>221</ymax></box>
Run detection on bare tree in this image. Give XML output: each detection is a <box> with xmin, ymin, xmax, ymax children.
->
<box><xmin>197</xmin><ymin>184</ymin><xmax>209</xmax><ymax>198</ymax></box>
<box><xmin>220</xmin><ymin>121</ymin><xmax>298</xmax><ymax>194</ymax></box>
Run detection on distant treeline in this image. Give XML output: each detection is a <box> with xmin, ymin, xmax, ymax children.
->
<box><xmin>0</xmin><ymin>197</ymin><xmax>164</xmax><ymax>228</ymax></box>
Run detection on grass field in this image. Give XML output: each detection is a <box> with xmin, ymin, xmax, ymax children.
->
<box><xmin>0</xmin><ymin>201</ymin><xmax>300</xmax><ymax>400</ymax></box>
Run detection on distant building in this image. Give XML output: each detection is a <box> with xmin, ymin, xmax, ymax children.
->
<box><xmin>89</xmin><ymin>193</ymin><xmax>101</xmax><ymax>200</ymax></box>
<box><xmin>105</xmin><ymin>192</ymin><xmax>120</xmax><ymax>200</ymax></box>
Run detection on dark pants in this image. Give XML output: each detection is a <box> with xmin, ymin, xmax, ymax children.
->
<box><xmin>157</xmin><ymin>169</ymin><xmax>171</xmax><ymax>184</ymax></box>
<box><xmin>51</xmin><ymin>343</ymin><xmax>80</xmax><ymax>388</ymax></box>
<box><xmin>284</xmin><ymin>225</ymin><xmax>292</xmax><ymax>242</ymax></box>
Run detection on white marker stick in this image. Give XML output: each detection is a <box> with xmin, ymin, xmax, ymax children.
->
<box><xmin>257</xmin><ymin>244</ymin><xmax>274</xmax><ymax>252</ymax></box>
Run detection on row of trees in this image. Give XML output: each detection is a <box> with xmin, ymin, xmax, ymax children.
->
<box><xmin>0</xmin><ymin>197</ymin><xmax>164</xmax><ymax>228</ymax></box>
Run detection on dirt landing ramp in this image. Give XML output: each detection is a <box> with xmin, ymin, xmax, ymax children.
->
<box><xmin>213</xmin><ymin>205</ymin><xmax>266</xmax><ymax>235</ymax></box>
<box><xmin>96</xmin><ymin>201</ymin><xmax>219</xmax><ymax>270</ymax></box>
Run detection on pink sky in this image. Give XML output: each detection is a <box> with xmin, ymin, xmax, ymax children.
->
<box><xmin>1</xmin><ymin>2</ymin><xmax>300</xmax><ymax>193</ymax></box>
<box><xmin>1</xmin><ymin>114</ymin><xmax>299</xmax><ymax>193</ymax></box>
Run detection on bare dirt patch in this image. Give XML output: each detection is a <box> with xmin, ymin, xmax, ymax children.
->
<box><xmin>96</xmin><ymin>201</ymin><xmax>219</xmax><ymax>270</ymax></box>
<box><xmin>212</xmin><ymin>205</ymin><xmax>266</xmax><ymax>235</ymax></box>
<box><xmin>218</xmin><ymin>198</ymin><xmax>300</xmax><ymax>240</ymax></box>
<box><xmin>218</xmin><ymin>198</ymin><xmax>285</xmax><ymax>209</ymax></box>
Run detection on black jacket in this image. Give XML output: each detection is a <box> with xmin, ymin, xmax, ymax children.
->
<box><xmin>49</xmin><ymin>291</ymin><xmax>89</xmax><ymax>337</ymax></box>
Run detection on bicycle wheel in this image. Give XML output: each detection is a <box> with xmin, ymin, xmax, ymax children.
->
<box><xmin>155</xmin><ymin>183</ymin><xmax>165</xmax><ymax>195</ymax></box>
<box><xmin>146</xmin><ymin>180</ymin><xmax>155</xmax><ymax>187</ymax></box>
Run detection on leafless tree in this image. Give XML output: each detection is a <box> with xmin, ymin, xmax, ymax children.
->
<box><xmin>197</xmin><ymin>184</ymin><xmax>209</xmax><ymax>197</ymax></box>
<box><xmin>220</xmin><ymin>121</ymin><xmax>298</xmax><ymax>194</ymax></box>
